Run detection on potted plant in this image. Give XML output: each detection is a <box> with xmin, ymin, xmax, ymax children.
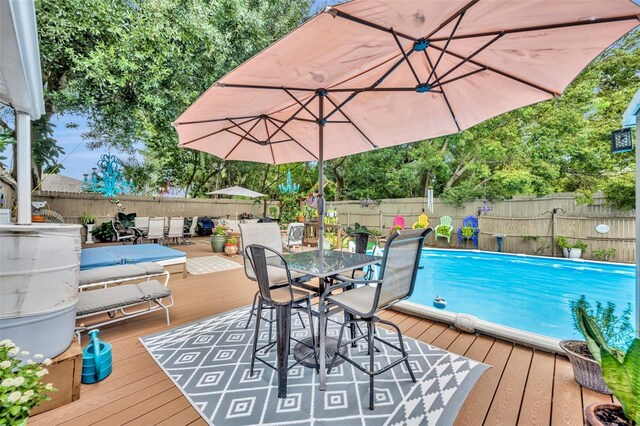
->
<box><xmin>267</xmin><ymin>205</ymin><xmax>279</xmax><ymax>220</ymax></box>
<box><xmin>578</xmin><ymin>308</ymin><xmax>639</xmax><ymax>425</ymax></box>
<box><xmin>560</xmin><ymin>296</ymin><xmax>634</xmax><ymax>394</ymax></box>
<box><xmin>296</xmin><ymin>210</ymin><xmax>305</xmax><ymax>222</ymax></box>
<box><xmin>389</xmin><ymin>225</ymin><xmax>402</xmax><ymax>235</ymax></box>
<box><xmin>461</xmin><ymin>226</ymin><xmax>475</xmax><ymax>245</ymax></box>
<box><xmin>0</xmin><ymin>339</ymin><xmax>55</xmax><ymax>425</ymax></box>
<box><xmin>210</xmin><ymin>225</ymin><xmax>228</xmax><ymax>253</ymax></box>
<box><xmin>80</xmin><ymin>213</ymin><xmax>96</xmax><ymax>244</ymax></box>
<box><xmin>556</xmin><ymin>236</ymin><xmax>587</xmax><ymax>259</ymax></box>
<box><xmin>91</xmin><ymin>222</ymin><xmax>115</xmax><ymax>242</ymax></box>
<box><xmin>239</xmin><ymin>212</ymin><xmax>254</xmax><ymax>223</ymax></box>
<box><xmin>224</xmin><ymin>236</ymin><xmax>239</xmax><ymax>256</ymax></box>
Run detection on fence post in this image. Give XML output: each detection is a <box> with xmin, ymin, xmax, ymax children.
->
<box><xmin>379</xmin><ymin>210</ymin><xmax>383</xmax><ymax>233</ymax></box>
<box><xmin>551</xmin><ymin>210</ymin><xmax>557</xmax><ymax>257</ymax></box>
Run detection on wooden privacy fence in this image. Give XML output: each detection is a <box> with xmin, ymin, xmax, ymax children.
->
<box><xmin>32</xmin><ymin>190</ymin><xmax>268</xmax><ymax>238</ymax></box>
<box><xmin>331</xmin><ymin>193</ymin><xmax>635</xmax><ymax>263</ymax></box>
<box><xmin>31</xmin><ymin>190</ymin><xmax>636</xmax><ymax>262</ymax></box>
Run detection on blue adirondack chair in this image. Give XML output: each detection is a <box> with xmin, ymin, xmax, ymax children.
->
<box><xmin>457</xmin><ymin>215</ymin><xmax>479</xmax><ymax>248</ymax></box>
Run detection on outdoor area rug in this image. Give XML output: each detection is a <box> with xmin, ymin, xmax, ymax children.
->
<box><xmin>186</xmin><ymin>255</ymin><xmax>242</xmax><ymax>275</ymax></box>
<box><xmin>140</xmin><ymin>307</ymin><xmax>489</xmax><ymax>425</ymax></box>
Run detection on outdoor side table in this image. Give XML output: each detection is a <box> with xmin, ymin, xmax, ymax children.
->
<box><xmin>494</xmin><ymin>234</ymin><xmax>506</xmax><ymax>252</ymax></box>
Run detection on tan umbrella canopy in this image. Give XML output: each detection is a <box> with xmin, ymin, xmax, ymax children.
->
<box><xmin>174</xmin><ymin>0</ymin><xmax>639</xmax><ymax>249</ymax></box>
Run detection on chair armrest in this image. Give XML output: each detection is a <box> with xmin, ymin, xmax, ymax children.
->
<box><xmin>331</xmin><ymin>274</ymin><xmax>382</xmax><ymax>286</ymax></box>
<box><xmin>321</xmin><ymin>276</ymin><xmax>383</xmax><ymax>298</ymax></box>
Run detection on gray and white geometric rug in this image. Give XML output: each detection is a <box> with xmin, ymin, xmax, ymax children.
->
<box><xmin>186</xmin><ymin>255</ymin><xmax>243</xmax><ymax>275</ymax></box>
<box><xmin>140</xmin><ymin>307</ymin><xmax>489</xmax><ymax>426</ymax></box>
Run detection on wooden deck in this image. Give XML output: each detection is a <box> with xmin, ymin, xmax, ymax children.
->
<box><xmin>31</xmin><ymin>239</ymin><xmax>613</xmax><ymax>425</ymax></box>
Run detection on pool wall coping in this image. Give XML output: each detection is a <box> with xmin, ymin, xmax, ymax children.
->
<box><xmin>395</xmin><ymin>300</ymin><xmax>564</xmax><ymax>354</ymax></box>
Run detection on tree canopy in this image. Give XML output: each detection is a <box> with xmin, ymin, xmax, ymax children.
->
<box><xmin>10</xmin><ymin>1</ymin><xmax>640</xmax><ymax>209</ymax></box>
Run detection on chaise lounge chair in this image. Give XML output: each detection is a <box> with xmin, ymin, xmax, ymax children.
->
<box><xmin>76</xmin><ymin>262</ymin><xmax>173</xmax><ymax>334</ymax></box>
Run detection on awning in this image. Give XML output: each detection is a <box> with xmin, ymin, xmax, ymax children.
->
<box><xmin>0</xmin><ymin>0</ymin><xmax>45</xmax><ymax>119</ymax></box>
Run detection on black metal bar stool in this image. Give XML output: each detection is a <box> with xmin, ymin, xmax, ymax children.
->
<box><xmin>245</xmin><ymin>244</ymin><xmax>318</xmax><ymax>398</ymax></box>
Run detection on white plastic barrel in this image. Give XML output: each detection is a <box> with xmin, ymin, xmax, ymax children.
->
<box><xmin>0</xmin><ymin>223</ymin><xmax>81</xmax><ymax>359</ymax></box>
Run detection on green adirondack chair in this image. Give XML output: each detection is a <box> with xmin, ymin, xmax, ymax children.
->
<box><xmin>434</xmin><ymin>216</ymin><xmax>454</xmax><ymax>245</ymax></box>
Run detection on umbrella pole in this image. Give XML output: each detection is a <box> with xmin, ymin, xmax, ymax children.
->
<box><xmin>318</xmin><ymin>94</ymin><xmax>325</xmax><ymax>253</ymax></box>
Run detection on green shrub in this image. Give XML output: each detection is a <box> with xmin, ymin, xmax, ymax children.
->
<box><xmin>593</xmin><ymin>248</ymin><xmax>616</xmax><ymax>261</ymax></box>
<box><xmin>570</xmin><ymin>295</ymin><xmax>634</xmax><ymax>355</ymax></box>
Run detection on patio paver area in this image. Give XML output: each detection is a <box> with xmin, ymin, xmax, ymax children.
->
<box><xmin>31</xmin><ymin>240</ymin><xmax>613</xmax><ymax>425</ymax></box>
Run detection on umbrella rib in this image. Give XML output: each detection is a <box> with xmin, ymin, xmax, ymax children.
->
<box><xmin>429</xmin><ymin>44</ymin><xmax>558</xmax><ymax>96</ymax></box>
<box><xmin>425</xmin><ymin>0</ymin><xmax>480</xmax><ymax>39</ymax></box>
<box><xmin>426</xmin><ymin>11</ymin><xmax>466</xmax><ymax>85</ymax></box>
<box><xmin>431</xmin><ymin>67</ymin><xmax>487</xmax><ymax>89</ymax></box>
<box><xmin>224</xmin><ymin>118</ymin><xmax>262</xmax><ymax>160</ymax></box>
<box><xmin>180</xmin><ymin>117</ymin><xmax>258</xmax><ymax>147</ymax></box>
<box><xmin>284</xmin><ymin>88</ymin><xmax>318</xmax><ymax>121</ymax></box>
<box><xmin>430</xmin><ymin>33</ymin><xmax>503</xmax><ymax>86</ymax></box>
<box><xmin>391</xmin><ymin>29</ymin><xmax>421</xmax><ymax>85</ymax></box>
<box><xmin>228</xmin><ymin>118</ymin><xmax>263</xmax><ymax>143</ymax></box>
<box><xmin>265</xmin><ymin>94</ymin><xmax>318</xmax><ymax>143</ymax></box>
<box><xmin>176</xmin><ymin>115</ymin><xmax>262</xmax><ymax>126</ymax></box>
<box><xmin>224</xmin><ymin>128</ymin><xmax>260</xmax><ymax>144</ymax></box>
<box><xmin>424</xmin><ymin>51</ymin><xmax>460</xmax><ymax>132</ymax></box>
<box><xmin>324</xmin><ymin>47</ymin><xmax>415</xmax><ymax>122</ymax></box>
<box><xmin>429</xmin><ymin>14</ymin><xmax>640</xmax><ymax>42</ymax></box>
<box><xmin>217</xmin><ymin>83</ymin><xmax>316</xmax><ymax>92</ymax></box>
<box><xmin>328</xmin><ymin>8</ymin><xmax>417</xmax><ymax>42</ymax></box>
<box><xmin>325</xmin><ymin>94</ymin><xmax>378</xmax><ymax>149</ymax></box>
<box><xmin>265</xmin><ymin>116</ymin><xmax>319</xmax><ymax>161</ymax></box>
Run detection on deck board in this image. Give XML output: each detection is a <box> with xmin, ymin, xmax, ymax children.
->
<box><xmin>484</xmin><ymin>345</ymin><xmax>534</xmax><ymax>425</ymax></box>
<box><xmin>517</xmin><ymin>351</ymin><xmax>555</xmax><ymax>425</ymax></box>
<box><xmin>31</xmin><ymin>239</ymin><xmax>594</xmax><ymax>425</ymax></box>
<box><xmin>454</xmin><ymin>339</ymin><xmax>513</xmax><ymax>426</ymax></box>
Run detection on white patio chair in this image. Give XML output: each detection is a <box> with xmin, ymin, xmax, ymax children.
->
<box><xmin>134</xmin><ymin>216</ymin><xmax>150</xmax><ymax>236</ymax></box>
<box><xmin>167</xmin><ymin>217</ymin><xmax>184</xmax><ymax>245</ymax></box>
<box><xmin>239</xmin><ymin>222</ymin><xmax>312</xmax><ymax>329</ymax></box>
<box><xmin>183</xmin><ymin>216</ymin><xmax>198</xmax><ymax>245</ymax></box>
<box><xmin>282</xmin><ymin>222</ymin><xmax>304</xmax><ymax>251</ymax></box>
<box><xmin>146</xmin><ymin>217</ymin><xmax>166</xmax><ymax>245</ymax></box>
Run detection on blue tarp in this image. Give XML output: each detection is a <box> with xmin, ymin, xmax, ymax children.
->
<box><xmin>80</xmin><ymin>244</ymin><xmax>185</xmax><ymax>270</ymax></box>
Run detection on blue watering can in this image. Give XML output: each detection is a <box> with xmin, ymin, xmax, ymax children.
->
<box><xmin>81</xmin><ymin>330</ymin><xmax>112</xmax><ymax>384</ymax></box>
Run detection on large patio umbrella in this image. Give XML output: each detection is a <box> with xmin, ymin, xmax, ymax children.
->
<box><xmin>207</xmin><ymin>186</ymin><xmax>265</xmax><ymax>219</ymax></box>
<box><xmin>174</xmin><ymin>0</ymin><xmax>640</xmax><ymax>251</ymax></box>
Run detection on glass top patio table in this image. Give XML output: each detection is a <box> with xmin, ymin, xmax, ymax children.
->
<box><xmin>277</xmin><ymin>249</ymin><xmax>381</xmax><ymax>279</ymax></box>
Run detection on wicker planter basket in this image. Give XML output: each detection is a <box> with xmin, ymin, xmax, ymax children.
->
<box><xmin>560</xmin><ymin>340</ymin><xmax>611</xmax><ymax>394</ymax></box>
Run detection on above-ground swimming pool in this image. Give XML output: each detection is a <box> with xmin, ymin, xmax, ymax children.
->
<box><xmin>408</xmin><ymin>249</ymin><xmax>636</xmax><ymax>341</ymax></box>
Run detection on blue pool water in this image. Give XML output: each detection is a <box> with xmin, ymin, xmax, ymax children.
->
<box><xmin>408</xmin><ymin>249</ymin><xmax>636</xmax><ymax>340</ymax></box>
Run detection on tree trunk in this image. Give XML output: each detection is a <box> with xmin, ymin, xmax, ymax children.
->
<box><xmin>445</xmin><ymin>157</ymin><xmax>476</xmax><ymax>189</ymax></box>
<box><xmin>184</xmin><ymin>151</ymin><xmax>199</xmax><ymax>197</ymax></box>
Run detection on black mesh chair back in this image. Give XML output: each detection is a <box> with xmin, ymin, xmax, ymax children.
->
<box><xmin>347</xmin><ymin>231</ymin><xmax>378</xmax><ymax>254</ymax></box>
<box><xmin>245</xmin><ymin>244</ymin><xmax>294</xmax><ymax>306</ymax></box>
<box><xmin>376</xmin><ymin>227</ymin><xmax>431</xmax><ymax>309</ymax></box>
